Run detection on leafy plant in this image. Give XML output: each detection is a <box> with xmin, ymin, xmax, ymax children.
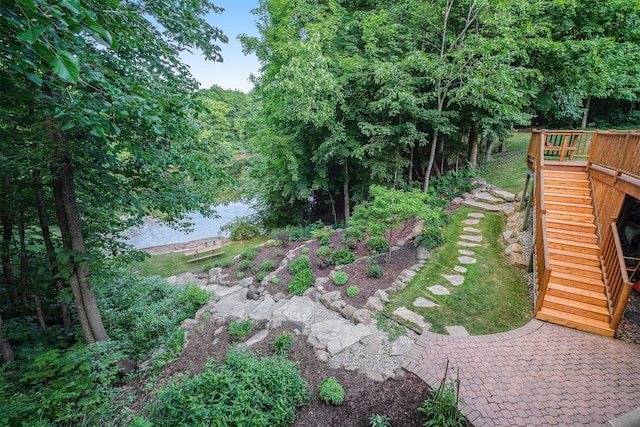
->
<box><xmin>228</xmin><ymin>319</ymin><xmax>253</xmax><ymax>341</ymax></box>
<box><xmin>330</xmin><ymin>248</ymin><xmax>357</xmax><ymax>265</ymax></box>
<box><xmin>208</xmin><ymin>258</ymin><xmax>234</xmax><ymax>269</ymax></box>
<box><xmin>148</xmin><ymin>347</ymin><xmax>310</xmax><ymax>426</ymax></box>
<box><xmin>418</xmin><ymin>227</ymin><xmax>445</xmax><ymax>249</ymax></box>
<box><xmin>238</xmin><ymin>259</ymin><xmax>253</xmax><ymax>271</ymax></box>
<box><xmin>342</xmin><ymin>227</ymin><xmax>363</xmax><ymax>249</ymax></box>
<box><xmin>332</xmin><ymin>271</ymin><xmax>349</xmax><ymax>286</ymax></box>
<box><xmin>261</xmin><ymin>259</ymin><xmax>276</xmax><ymax>271</ymax></box>
<box><xmin>240</xmin><ymin>246</ymin><xmax>261</xmax><ymax>261</ymax></box>
<box><xmin>177</xmin><ymin>285</ymin><xmax>211</xmax><ymax>311</ymax></box>
<box><xmin>346</xmin><ymin>286</ymin><xmax>360</xmax><ymax>297</ymax></box>
<box><xmin>310</xmin><ymin>225</ymin><xmax>335</xmax><ymax>245</ymax></box>
<box><xmin>419</xmin><ymin>362</ymin><xmax>466</xmax><ymax>427</ymax></box>
<box><xmin>316</xmin><ymin>246</ymin><xmax>332</xmax><ymax>269</ymax></box>
<box><xmin>289</xmin><ymin>255</ymin><xmax>311</xmax><ymax>275</ymax></box>
<box><xmin>271</xmin><ymin>277</ymin><xmax>280</xmax><ymax>285</ymax></box>
<box><xmin>288</xmin><ymin>269</ymin><xmax>314</xmax><ymax>295</ymax></box>
<box><xmin>221</xmin><ymin>216</ymin><xmax>262</xmax><ymax>241</ymax></box>
<box><xmin>236</xmin><ymin>271</ymin><xmax>245</xmax><ymax>279</ymax></box>
<box><xmin>366</xmin><ymin>236</ymin><xmax>388</xmax><ymax>254</ymax></box>
<box><xmin>271</xmin><ymin>331</ymin><xmax>294</xmax><ymax>355</ymax></box>
<box><xmin>257</xmin><ymin>272</ymin><xmax>268</xmax><ymax>282</ymax></box>
<box><xmin>274</xmin><ymin>249</ymin><xmax>284</xmax><ymax>258</ymax></box>
<box><xmin>433</xmin><ymin>167</ymin><xmax>476</xmax><ymax>200</ymax></box>
<box><xmin>301</xmin><ymin>247</ymin><xmax>310</xmax><ymax>254</ymax></box>
<box><xmin>366</xmin><ymin>256</ymin><xmax>384</xmax><ymax>278</ymax></box>
<box><xmin>370</xmin><ymin>413</ymin><xmax>392</xmax><ymax>427</ymax></box>
<box><xmin>373</xmin><ymin>312</ymin><xmax>407</xmax><ymax>342</ymax></box>
<box><xmin>319</xmin><ymin>377</ymin><xmax>344</xmax><ymax>405</ymax></box>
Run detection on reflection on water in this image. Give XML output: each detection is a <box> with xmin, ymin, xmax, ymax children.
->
<box><xmin>124</xmin><ymin>202</ymin><xmax>254</xmax><ymax>249</ymax></box>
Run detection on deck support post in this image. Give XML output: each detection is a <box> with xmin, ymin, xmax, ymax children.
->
<box><xmin>519</xmin><ymin>172</ymin><xmax>531</xmax><ymax>212</ymax></box>
<box><xmin>521</xmin><ymin>179</ymin><xmax>535</xmax><ymax>232</ymax></box>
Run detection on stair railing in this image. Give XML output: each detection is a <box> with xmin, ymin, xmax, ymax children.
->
<box><xmin>602</xmin><ymin>221</ymin><xmax>633</xmax><ymax>331</ymax></box>
<box><xmin>533</xmin><ymin>130</ymin><xmax>553</xmax><ymax>313</ymax></box>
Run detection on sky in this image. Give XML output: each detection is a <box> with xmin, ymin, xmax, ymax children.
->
<box><xmin>180</xmin><ymin>1</ymin><xmax>261</xmax><ymax>93</ymax></box>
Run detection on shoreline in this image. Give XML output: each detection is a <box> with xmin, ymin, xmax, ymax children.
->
<box><xmin>138</xmin><ymin>236</ymin><xmax>230</xmax><ymax>255</ymax></box>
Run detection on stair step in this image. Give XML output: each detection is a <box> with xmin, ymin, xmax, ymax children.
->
<box><xmin>546</xmin><ymin>218</ymin><xmax>596</xmax><ymax>232</ymax></box>
<box><xmin>546</xmin><ymin>282</ymin><xmax>608</xmax><ymax>306</ymax></box>
<box><xmin>545</xmin><ymin>201</ymin><xmax>593</xmax><ymax>214</ymax></box>
<box><xmin>546</xmin><ymin>228</ymin><xmax>598</xmax><ymax>244</ymax></box>
<box><xmin>545</xmin><ymin>192</ymin><xmax>593</xmax><ymax>204</ymax></box>
<box><xmin>544</xmin><ymin>177</ymin><xmax>590</xmax><ymax>188</ymax></box>
<box><xmin>547</xmin><ymin>238</ymin><xmax>600</xmax><ymax>254</ymax></box>
<box><xmin>536</xmin><ymin>307</ymin><xmax>614</xmax><ymax>337</ymax></box>
<box><xmin>543</xmin><ymin>295</ymin><xmax>611</xmax><ymax>322</ymax></box>
<box><xmin>545</xmin><ymin>210</ymin><xmax>595</xmax><ymax>223</ymax></box>
<box><xmin>549</xmin><ymin>259</ymin><xmax>603</xmax><ymax>278</ymax></box>
<box><xmin>547</xmin><ymin>248</ymin><xmax>601</xmax><ymax>267</ymax></box>
<box><xmin>550</xmin><ymin>271</ymin><xmax>604</xmax><ymax>291</ymax></box>
<box><xmin>544</xmin><ymin>171</ymin><xmax>589</xmax><ymax>180</ymax></box>
<box><xmin>544</xmin><ymin>185</ymin><xmax>592</xmax><ymax>196</ymax></box>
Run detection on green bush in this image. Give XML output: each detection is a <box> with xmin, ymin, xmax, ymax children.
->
<box><xmin>366</xmin><ymin>236</ymin><xmax>388</xmax><ymax>254</ymax></box>
<box><xmin>342</xmin><ymin>228</ymin><xmax>363</xmax><ymax>249</ymax></box>
<box><xmin>272</xmin><ymin>331</ymin><xmax>294</xmax><ymax>355</ymax></box>
<box><xmin>288</xmin><ymin>269</ymin><xmax>314</xmax><ymax>295</ymax></box>
<box><xmin>261</xmin><ymin>260</ymin><xmax>276</xmax><ymax>271</ymax></box>
<box><xmin>316</xmin><ymin>246</ymin><xmax>332</xmax><ymax>269</ymax></box>
<box><xmin>238</xmin><ymin>259</ymin><xmax>253</xmax><ymax>271</ymax></box>
<box><xmin>301</xmin><ymin>247</ymin><xmax>310</xmax><ymax>254</ymax></box>
<box><xmin>370</xmin><ymin>414</ymin><xmax>392</xmax><ymax>427</ymax></box>
<box><xmin>177</xmin><ymin>284</ymin><xmax>211</xmax><ymax>312</ymax></box>
<box><xmin>274</xmin><ymin>249</ymin><xmax>284</xmax><ymax>258</ymax></box>
<box><xmin>319</xmin><ymin>377</ymin><xmax>344</xmax><ymax>405</ymax></box>
<box><xmin>332</xmin><ymin>271</ymin><xmax>349</xmax><ymax>286</ymax></box>
<box><xmin>286</xmin><ymin>220</ymin><xmax>324</xmax><ymax>241</ymax></box>
<box><xmin>346</xmin><ymin>285</ymin><xmax>360</xmax><ymax>297</ymax></box>
<box><xmin>229</xmin><ymin>319</ymin><xmax>253</xmax><ymax>341</ymax></box>
<box><xmin>148</xmin><ymin>347</ymin><xmax>310</xmax><ymax>426</ymax></box>
<box><xmin>330</xmin><ymin>248</ymin><xmax>357</xmax><ymax>265</ymax></box>
<box><xmin>432</xmin><ymin>167</ymin><xmax>476</xmax><ymax>200</ymax></box>
<box><xmin>310</xmin><ymin>225</ymin><xmax>335</xmax><ymax>245</ymax></box>
<box><xmin>240</xmin><ymin>246</ymin><xmax>261</xmax><ymax>260</ymax></box>
<box><xmin>220</xmin><ymin>216</ymin><xmax>262</xmax><ymax>241</ymax></box>
<box><xmin>366</xmin><ymin>256</ymin><xmax>384</xmax><ymax>278</ymax></box>
<box><xmin>271</xmin><ymin>277</ymin><xmax>280</xmax><ymax>285</ymax></box>
<box><xmin>256</xmin><ymin>272</ymin><xmax>268</xmax><ymax>282</ymax></box>
<box><xmin>289</xmin><ymin>255</ymin><xmax>311</xmax><ymax>275</ymax></box>
<box><xmin>419</xmin><ymin>380</ymin><xmax>466</xmax><ymax>427</ymax></box>
<box><xmin>418</xmin><ymin>226</ymin><xmax>445</xmax><ymax>249</ymax></box>
<box><xmin>237</xmin><ymin>271</ymin><xmax>245</xmax><ymax>279</ymax></box>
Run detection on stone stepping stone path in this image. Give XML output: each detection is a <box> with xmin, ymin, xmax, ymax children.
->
<box><xmin>457</xmin><ymin>256</ymin><xmax>477</xmax><ymax>264</ymax></box>
<box><xmin>462</xmin><ymin>219</ymin><xmax>480</xmax><ymax>225</ymax></box>
<box><xmin>458</xmin><ymin>241</ymin><xmax>481</xmax><ymax>247</ymax></box>
<box><xmin>463</xmin><ymin>226</ymin><xmax>481</xmax><ymax>233</ymax></box>
<box><xmin>460</xmin><ymin>234</ymin><xmax>482</xmax><ymax>242</ymax></box>
<box><xmin>458</xmin><ymin>249</ymin><xmax>475</xmax><ymax>256</ymax></box>
<box><xmin>453</xmin><ymin>266</ymin><xmax>467</xmax><ymax>273</ymax></box>
<box><xmin>427</xmin><ymin>285</ymin><xmax>450</xmax><ymax>295</ymax></box>
<box><xmin>445</xmin><ymin>325</ymin><xmax>470</xmax><ymax>336</ymax></box>
<box><xmin>441</xmin><ymin>274</ymin><xmax>465</xmax><ymax>286</ymax></box>
<box><xmin>393</xmin><ymin>307</ymin><xmax>431</xmax><ymax>330</ymax></box>
<box><xmin>413</xmin><ymin>297</ymin><xmax>439</xmax><ymax>308</ymax></box>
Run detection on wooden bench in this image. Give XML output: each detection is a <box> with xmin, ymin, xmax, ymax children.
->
<box><xmin>184</xmin><ymin>246</ymin><xmax>218</xmax><ymax>257</ymax></box>
<box><xmin>186</xmin><ymin>250</ymin><xmax>225</xmax><ymax>263</ymax></box>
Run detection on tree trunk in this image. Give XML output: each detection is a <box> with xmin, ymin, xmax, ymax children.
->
<box><xmin>423</xmin><ymin>130</ymin><xmax>439</xmax><ymax>193</ymax></box>
<box><xmin>499</xmin><ymin>137</ymin><xmax>506</xmax><ymax>153</ymax></box>
<box><xmin>343</xmin><ymin>160</ymin><xmax>350</xmax><ymax>225</ymax></box>
<box><xmin>485</xmin><ymin>137</ymin><xmax>496</xmax><ymax>162</ymax></box>
<box><xmin>34</xmin><ymin>294</ymin><xmax>46</xmax><ymax>328</ymax></box>
<box><xmin>0</xmin><ymin>313</ymin><xmax>14</xmax><ymax>364</ymax></box>
<box><xmin>1</xmin><ymin>215</ymin><xmax>17</xmax><ymax>306</ymax></box>
<box><xmin>51</xmin><ymin>153</ymin><xmax>108</xmax><ymax>344</ymax></box>
<box><xmin>467</xmin><ymin>121</ymin><xmax>479</xmax><ymax>168</ymax></box>
<box><xmin>581</xmin><ymin>96</ymin><xmax>591</xmax><ymax>129</ymax></box>
<box><xmin>33</xmin><ymin>169</ymin><xmax>71</xmax><ymax>327</ymax></box>
<box><xmin>408</xmin><ymin>145</ymin><xmax>414</xmax><ymax>185</ymax></box>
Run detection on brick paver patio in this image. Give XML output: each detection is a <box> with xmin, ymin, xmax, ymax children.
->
<box><xmin>403</xmin><ymin>320</ymin><xmax>640</xmax><ymax>426</ymax></box>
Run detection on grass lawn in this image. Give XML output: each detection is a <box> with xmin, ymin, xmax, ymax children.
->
<box><xmin>384</xmin><ymin>207</ymin><xmax>532</xmax><ymax>335</ymax></box>
<box><xmin>128</xmin><ymin>237</ymin><xmax>268</xmax><ymax>278</ymax></box>
<box><xmin>478</xmin><ymin>132</ymin><xmax>531</xmax><ymax>194</ymax></box>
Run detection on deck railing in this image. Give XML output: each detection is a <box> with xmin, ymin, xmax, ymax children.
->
<box><xmin>589</xmin><ymin>131</ymin><xmax>640</xmax><ymax>180</ymax></box>
<box><xmin>602</xmin><ymin>222</ymin><xmax>633</xmax><ymax>330</ymax></box>
<box><xmin>542</xmin><ymin>130</ymin><xmax>595</xmax><ymax>161</ymax></box>
<box><xmin>532</xmin><ymin>131</ymin><xmax>552</xmax><ymax>313</ymax></box>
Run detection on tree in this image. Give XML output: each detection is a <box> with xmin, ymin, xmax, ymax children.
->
<box><xmin>0</xmin><ymin>0</ymin><xmax>227</xmax><ymax>344</ymax></box>
<box><xmin>350</xmin><ymin>185</ymin><xmax>428</xmax><ymax>263</ymax></box>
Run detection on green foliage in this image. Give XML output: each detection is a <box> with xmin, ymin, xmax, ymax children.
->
<box><xmin>418</xmin><ymin>227</ymin><xmax>445</xmax><ymax>250</ymax></box>
<box><xmin>256</xmin><ymin>272</ymin><xmax>268</xmax><ymax>282</ymax></box>
<box><xmin>319</xmin><ymin>377</ymin><xmax>344</xmax><ymax>406</ymax></box>
<box><xmin>370</xmin><ymin>414</ymin><xmax>392</xmax><ymax>427</ymax></box>
<box><xmin>316</xmin><ymin>246</ymin><xmax>332</xmax><ymax>269</ymax></box>
<box><xmin>241</xmin><ymin>246</ymin><xmax>261</xmax><ymax>261</ymax></box>
<box><xmin>206</xmin><ymin>258</ymin><xmax>234</xmax><ymax>269</ymax></box>
<box><xmin>147</xmin><ymin>347</ymin><xmax>310</xmax><ymax>426</ymax></box>
<box><xmin>332</xmin><ymin>271</ymin><xmax>349</xmax><ymax>286</ymax></box>
<box><xmin>433</xmin><ymin>168</ymin><xmax>476</xmax><ymax>200</ymax></box>
<box><xmin>366</xmin><ymin>257</ymin><xmax>384</xmax><ymax>278</ymax></box>
<box><xmin>237</xmin><ymin>272</ymin><xmax>245</xmax><ymax>279</ymax></box>
<box><xmin>342</xmin><ymin>228</ymin><xmax>363</xmax><ymax>250</ymax></box>
<box><xmin>310</xmin><ymin>225</ymin><xmax>335</xmax><ymax>245</ymax></box>
<box><xmin>177</xmin><ymin>285</ymin><xmax>211</xmax><ymax>310</ymax></box>
<box><xmin>228</xmin><ymin>319</ymin><xmax>253</xmax><ymax>341</ymax></box>
<box><xmin>274</xmin><ymin>249</ymin><xmax>284</xmax><ymax>258</ymax></box>
<box><xmin>221</xmin><ymin>216</ymin><xmax>262</xmax><ymax>241</ymax></box>
<box><xmin>288</xmin><ymin>269</ymin><xmax>315</xmax><ymax>295</ymax></box>
<box><xmin>366</xmin><ymin>236</ymin><xmax>388</xmax><ymax>254</ymax></box>
<box><xmin>419</xmin><ymin>380</ymin><xmax>465</xmax><ymax>427</ymax></box>
<box><xmin>285</xmin><ymin>221</ymin><xmax>325</xmax><ymax>241</ymax></box>
<box><xmin>271</xmin><ymin>331</ymin><xmax>294</xmax><ymax>356</ymax></box>
<box><xmin>289</xmin><ymin>255</ymin><xmax>312</xmax><ymax>275</ymax></box>
<box><xmin>373</xmin><ymin>312</ymin><xmax>407</xmax><ymax>342</ymax></box>
<box><xmin>330</xmin><ymin>248</ymin><xmax>357</xmax><ymax>266</ymax></box>
<box><xmin>346</xmin><ymin>286</ymin><xmax>360</xmax><ymax>297</ymax></box>
<box><xmin>301</xmin><ymin>247</ymin><xmax>310</xmax><ymax>254</ymax></box>
<box><xmin>238</xmin><ymin>259</ymin><xmax>253</xmax><ymax>271</ymax></box>
<box><xmin>271</xmin><ymin>277</ymin><xmax>280</xmax><ymax>285</ymax></box>
<box><xmin>261</xmin><ymin>260</ymin><xmax>276</xmax><ymax>271</ymax></box>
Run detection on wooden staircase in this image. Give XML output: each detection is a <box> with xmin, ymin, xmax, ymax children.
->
<box><xmin>536</xmin><ymin>168</ymin><xmax>615</xmax><ymax>337</ymax></box>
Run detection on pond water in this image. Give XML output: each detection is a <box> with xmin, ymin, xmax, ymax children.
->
<box><xmin>124</xmin><ymin>201</ymin><xmax>255</xmax><ymax>249</ymax></box>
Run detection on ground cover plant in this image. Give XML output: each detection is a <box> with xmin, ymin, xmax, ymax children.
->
<box><xmin>384</xmin><ymin>207</ymin><xmax>531</xmax><ymax>334</ymax></box>
<box><xmin>477</xmin><ymin>132</ymin><xmax>530</xmax><ymax>194</ymax></box>
<box><xmin>319</xmin><ymin>377</ymin><xmax>345</xmax><ymax>405</ymax></box>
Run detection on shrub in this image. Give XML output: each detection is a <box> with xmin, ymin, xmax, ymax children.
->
<box><xmin>238</xmin><ymin>259</ymin><xmax>253</xmax><ymax>271</ymax></box>
<box><xmin>418</xmin><ymin>226</ymin><xmax>445</xmax><ymax>249</ymax></box>
<box><xmin>301</xmin><ymin>247</ymin><xmax>309</xmax><ymax>254</ymax></box>
<box><xmin>366</xmin><ymin>256</ymin><xmax>384</xmax><ymax>278</ymax></box>
<box><xmin>229</xmin><ymin>319</ymin><xmax>253</xmax><ymax>341</ymax></box>
<box><xmin>261</xmin><ymin>260</ymin><xmax>276</xmax><ymax>272</ymax></box>
<box><xmin>316</xmin><ymin>246</ymin><xmax>332</xmax><ymax>269</ymax></box>
<box><xmin>240</xmin><ymin>246</ymin><xmax>261</xmax><ymax>260</ymax></box>
<box><xmin>346</xmin><ymin>286</ymin><xmax>360</xmax><ymax>297</ymax></box>
<box><xmin>370</xmin><ymin>414</ymin><xmax>392</xmax><ymax>427</ymax></box>
<box><xmin>289</xmin><ymin>255</ymin><xmax>311</xmax><ymax>275</ymax></box>
<box><xmin>256</xmin><ymin>272</ymin><xmax>267</xmax><ymax>282</ymax></box>
<box><xmin>342</xmin><ymin>227</ymin><xmax>363</xmax><ymax>249</ymax></box>
<box><xmin>319</xmin><ymin>377</ymin><xmax>344</xmax><ymax>405</ymax></box>
<box><xmin>286</xmin><ymin>220</ymin><xmax>324</xmax><ymax>241</ymax></box>
<box><xmin>271</xmin><ymin>277</ymin><xmax>280</xmax><ymax>285</ymax></box>
<box><xmin>177</xmin><ymin>284</ymin><xmax>211</xmax><ymax>312</ymax></box>
<box><xmin>288</xmin><ymin>269</ymin><xmax>314</xmax><ymax>295</ymax></box>
<box><xmin>310</xmin><ymin>225</ymin><xmax>335</xmax><ymax>245</ymax></box>
<box><xmin>209</xmin><ymin>258</ymin><xmax>233</xmax><ymax>268</ymax></box>
<box><xmin>419</xmin><ymin>379</ymin><xmax>466</xmax><ymax>427</ymax></box>
<box><xmin>148</xmin><ymin>347</ymin><xmax>310</xmax><ymax>426</ymax></box>
<box><xmin>274</xmin><ymin>249</ymin><xmax>284</xmax><ymax>258</ymax></box>
<box><xmin>330</xmin><ymin>248</ymin><xmax>357</xmax><ymax>265</ymax></box>
<box><xmin>236</xmin><ymin>272</ymin><xmax>245</xmax><ymax>279</ymax></box>
<box><xmin>432</xmin><ymin>167</ymin><xmax>476</xmax><ymax>200</ymax></box>
<box><xmin>220</xmin><ymin>216</ymin><xmax>261</xmax><ymax>241</ymax></box>
<box><xmin>272</xmin><ymin>331</ymin><xmax>294</xmax><ymax>355</ymax></box>
<box><xmin>332</xmin><ymin>271</ymin><xmax>349</xmax><ymax>286</ymax></box>
<box><xmin>273</xmin><ymin>228</ymin><xmax>290</xmax><ymax>247</ymax></box>
<box><xmin>366</xmin><ymin>236</ymin><xmax>388</xmax><ymax>254</ymax></box>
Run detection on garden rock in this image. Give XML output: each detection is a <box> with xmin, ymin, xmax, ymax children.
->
<box><xmin>460</xmin><ymin>234</ymin><xmax>482</xmax><ymax>242</ymax></box>
<box><xmin>458</xmin><ymin>256</ymin><xmax>477</xmax><ymax>264</ymax></box>
<box><xmin>364</xmin><ymin>296</ymin><xmax>384</xmax><ymax>311</ymax></box>
<box><xmin>268</xmin><ymin>296</ymin><xmax>316</xmax><ymax>332</ymax></box>
<box><xmin>445</xmin><ymin>325</ymin><xmax>470</xmax><ymax>336</ymax></box>
<box><xmin>241</xmin><ymin>330</ymin><xmax>269</xmax><ymax>348</ymax></box>
<box><xmin>272</xmin><ymin>292</ymin><xmax>286</xmax><ymax>302</ymax></box>
<box><xmin>248</xmin><ymin>296</ymin><xmax>279</xmax><ymax>321</ymax></box>
<box><xmin>341</xmin><ymin>305</ymin><xmax>357</xmax><ymax>321</ymax></box>
<box><xmin>308</xmin><ymin>320</ymin><xmax>372</xmax><ymax>356</ymax></box>
<box><xmin>427</xmin><ymin>285</ymin><xmax>450</xmax><ymax>296</ymax></box>
<box><xmin>392</xmin><ymin>307</ymin><xmax>430</xmax><ymax>329</ymax></box>
<box><xmin>490</xmin><ymin>188</ymin><xmax>516</xmax><ymax>201</ymax></box>
<box><xmin>409</xmin><ymin>219</ymin><xmax>425</xmax><ymax>239</ymax></box>
<box><xmin>320</xmin><ymin>291</ymin><xmax>342</xmax><ymax>308</ymax></box>
<box><xmin>374</xmin><ymin>289</ymin><xmax>390</xmax><ymax>302</ymax></box>
<box><xmin>416</xmin><ymin>246</ymin><xmax>431</xmax><ymax>260</ymax></box>
<box><xmin>315</xmin><ymin>277</ymin><xmax>330</xmax><ymax>288</ymax></box>
<box><xmin>303</xmin><ymin>287</ymin><xmax>322</xmax><ymax>302</ymax></box>
<box><xmin>458</xmin><ymin>249</ymin><xmax>475</xmax><ymax>256</ymax></box>
<box><xmin>329</xmin><ymin>300</ymin><xmax>346</xmax><ymax>313</ymax></box>
<box><xmin>505</xmin><ymin>243</ymin><xmax>523</xmax><ymax>256</ymax></box>
<box><xmin>413</xmin><ymin>297</ymin><xmax>438</xmax><ymax>308</ymax></box>
<box><xmin>508</xmin><ymin>252</ymin><xmax>528</xmax><ymax>269</ymax></box>
<box><xmin>393</xmin><ymin>280</ymin><xmax>407</xmax><ymax>291</ymax></box>
<box><xmin>353</xmin><ymin>309</ymin><xmax>372</xmax><ymax>325</ymax></box>
<box><xmin>238</xmin><ymin>277</ymin><xmax>254</xmax><ymax>288</ymax></box>
<box><xmin>442</xmin><ymin>274</ymin><xmax>465</xmax><ymax>286</ymax></box>
<box><xmin>207</xmin><ymin>267</ymin><xmax>223</xmax><ymax>279</ymax></box>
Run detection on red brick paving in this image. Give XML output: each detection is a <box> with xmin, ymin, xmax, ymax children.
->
<box><xmin>403</xmin><ymin>320</ymin><xmax>640</xmax><ymax>426</ymax></box>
